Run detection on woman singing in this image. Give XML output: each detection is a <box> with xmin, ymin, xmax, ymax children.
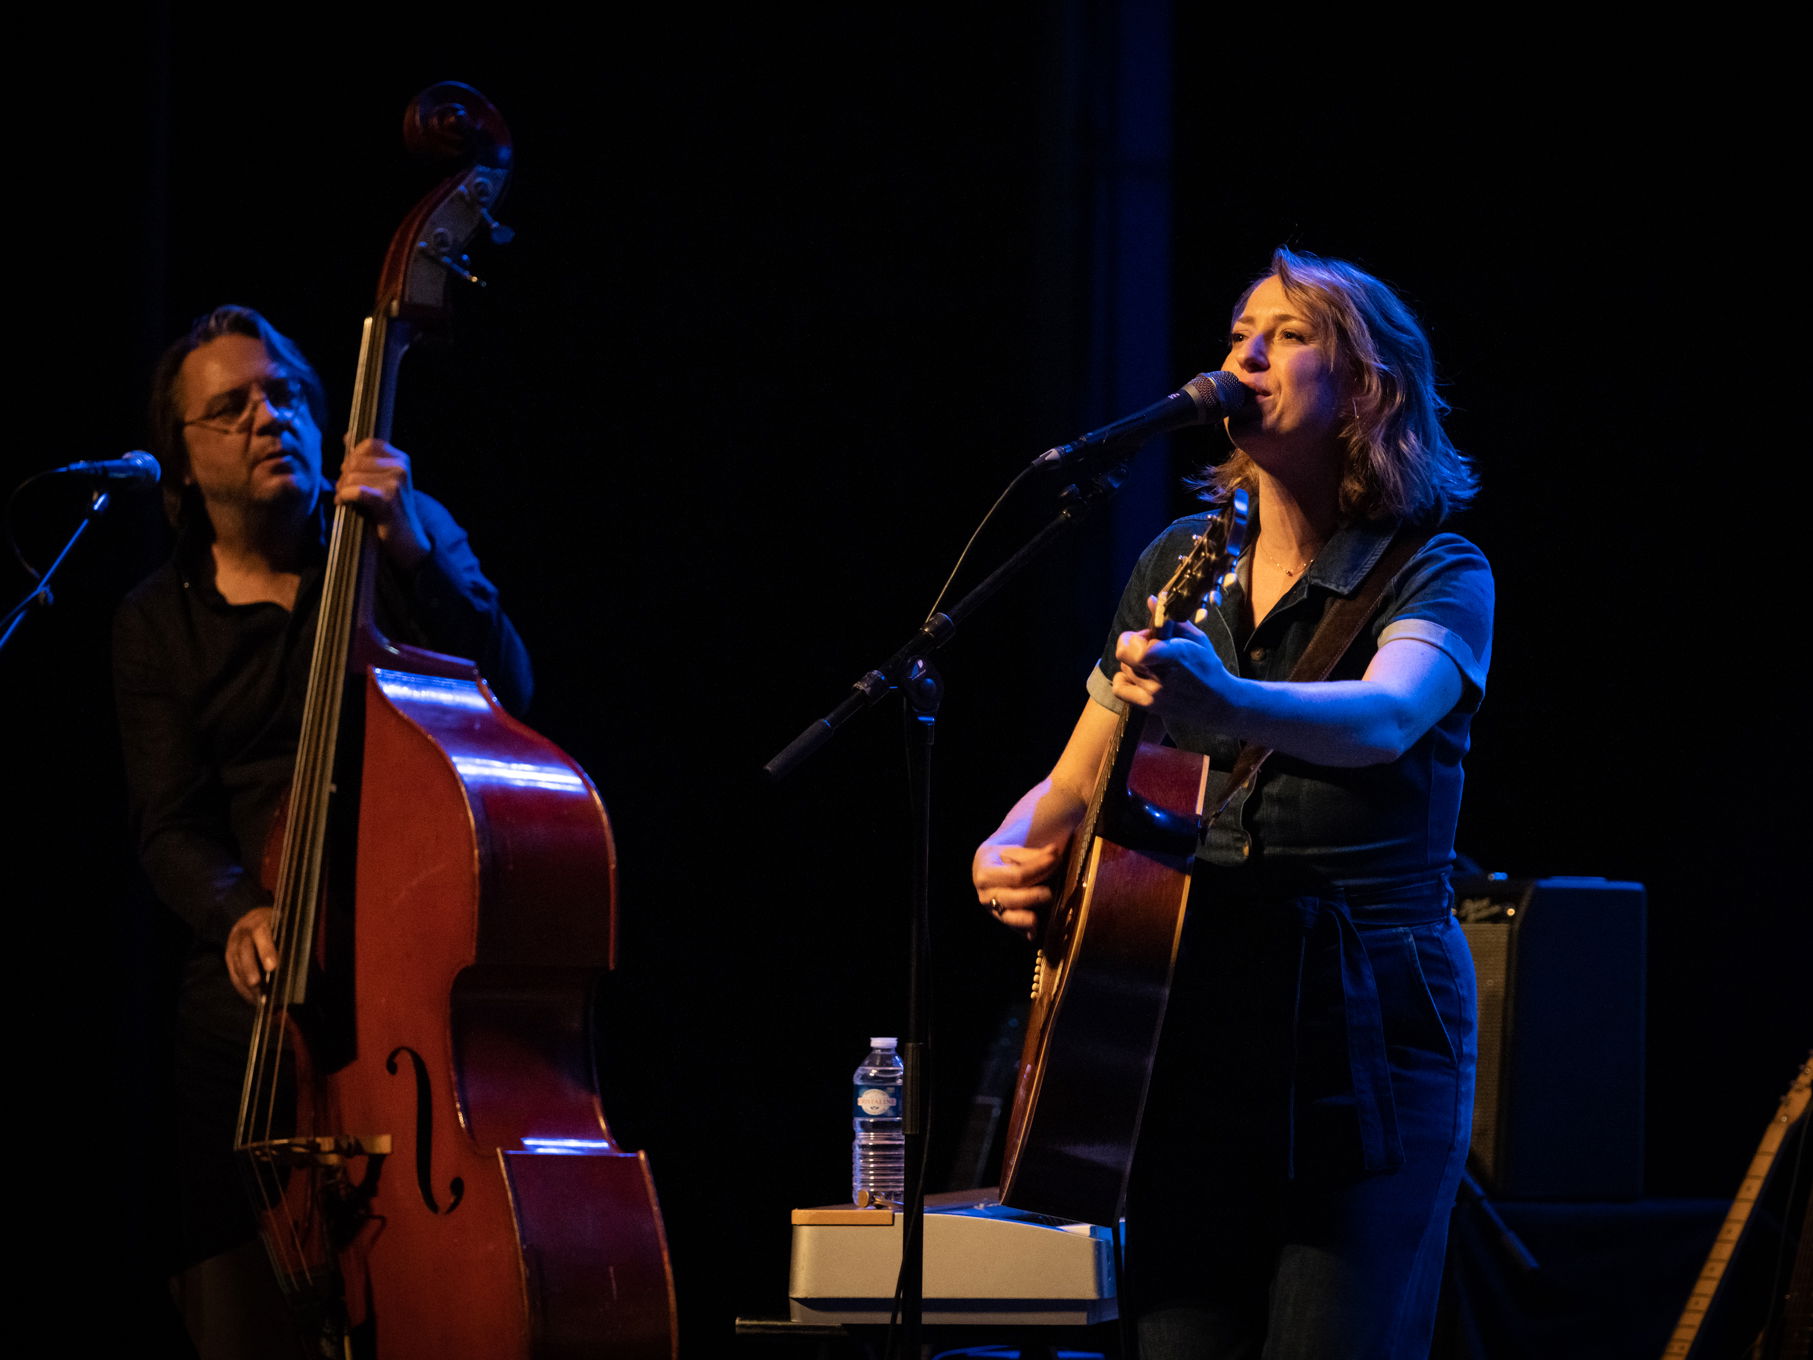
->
<box><xmin>974</xmin><ymin>248</ymin><xmax>1490</xmax><ymax>1358</ymax></box>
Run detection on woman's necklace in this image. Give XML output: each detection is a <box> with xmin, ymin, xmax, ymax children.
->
<box><xmin>1258</xmin><ymin>534</ymin><xmax>1327</xmax><ymax>579</ymax></box>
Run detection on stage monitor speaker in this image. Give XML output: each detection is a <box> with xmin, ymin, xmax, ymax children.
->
<box><xmin>1454</xmin><ymin>875</ymin><xmax>1646</xmax><ymax>1200</ymax></box>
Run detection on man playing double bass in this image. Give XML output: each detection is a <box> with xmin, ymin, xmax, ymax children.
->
<box><xmin>114</xmin><ymin>305</ymin><xmax>530</xmax><ymax>1354</ymax></box>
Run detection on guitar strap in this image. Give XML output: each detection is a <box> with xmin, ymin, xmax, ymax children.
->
<box><xmin>1204</xmin><ymin>523</ymin><xmax>1437</xmax><ymax>826</ymax></box>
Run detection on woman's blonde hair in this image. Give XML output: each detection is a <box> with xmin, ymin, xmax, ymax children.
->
<box><xmin>1197</xmin><ymin>247</ymin><xmax>1476</xmax><ymax>525</ymax></box>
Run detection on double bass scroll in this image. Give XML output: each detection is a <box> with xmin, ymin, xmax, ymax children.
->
<box><xmin>235</xmin><ymin>83</ymin><xmax>678</xmax><ymax>1359</ymax></box>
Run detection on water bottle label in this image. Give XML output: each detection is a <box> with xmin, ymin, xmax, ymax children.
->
<box><xmin>854</xmin><ymin>1086</ymin><xmax>899</xmax><ymax>1117</ymax></box>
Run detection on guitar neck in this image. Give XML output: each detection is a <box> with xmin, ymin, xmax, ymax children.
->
<box><xmin>1067</xmin><ymin>704</ymin><xmax>1141</xmax><ymax>881</ymax></box>
<box><xmin>1663</xmin><ymin>1054</ymin><xmax>1813</xmax><ymax>1357</ymax></box>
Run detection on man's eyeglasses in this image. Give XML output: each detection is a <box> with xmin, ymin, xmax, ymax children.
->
<box><xmin>182</xmin><ymin>377</ymin><xmax>310</xmax><ymax>434</ymax></box>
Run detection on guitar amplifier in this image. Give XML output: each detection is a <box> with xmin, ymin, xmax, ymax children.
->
<box><xmin>1454</xmin><ymin>875</ymin><xmax>1647</xmax><ymax>1200</ymax></box>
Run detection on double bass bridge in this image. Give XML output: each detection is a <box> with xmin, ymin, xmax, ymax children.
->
<box><xmin>241</xmin><ymin>1133</ymin><xmax>394</xmax><ymax>1168</ymax></box>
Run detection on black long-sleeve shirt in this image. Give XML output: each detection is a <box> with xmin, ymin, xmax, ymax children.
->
<box><xmin>113</xmin><ymin>495</ymin><xmax>531</xmax><ymax>1038</ymax></box>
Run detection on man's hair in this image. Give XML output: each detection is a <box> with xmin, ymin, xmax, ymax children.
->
<box><xmin>1197</xmin><ymin>247</ymin><xmax>1477</xmax><ymax>525</ymax></box>
<box><xmin>148</xmin><ymin>305</ymin><xmax>330</xmax><ymax>526</ymax></box>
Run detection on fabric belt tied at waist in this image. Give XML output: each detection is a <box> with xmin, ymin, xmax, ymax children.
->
<box><xmin>1283</xmin><ymin>876</ymin><xmax>1453</xmax><ymax>1179</ymax></box>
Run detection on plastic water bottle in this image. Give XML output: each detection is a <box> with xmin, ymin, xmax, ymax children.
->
<box><xmin>852</xmin><ymin>1037</ymin><xmax>905</xmax><ymax>1205</ymax></box>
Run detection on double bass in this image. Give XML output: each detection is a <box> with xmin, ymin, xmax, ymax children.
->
<box><xmin>234</xmin><ymin>84</ymin><xmax>676</xmax><ymax>1357</ymax></box>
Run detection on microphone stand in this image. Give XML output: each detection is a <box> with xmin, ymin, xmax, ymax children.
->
<box><xmin>0</xmin><ymin>489</ymin><xmax>115</xmax><ymax>654</ymax></box>
<box><xmin>1457</xmin><ymin>1163</ymin><xmax>1540</xmax><ymax>1273</ymax></box>
<box><xmin>764</xmin><ymin>449</ymin><xmax>1139</xmax><ymax>1357</ymax></box>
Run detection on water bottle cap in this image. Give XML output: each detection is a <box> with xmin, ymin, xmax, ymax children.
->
<box><xmin>869</xmin><ymin>1037</ymin><xmax>897</xmax><ymax>1048</ymax></box>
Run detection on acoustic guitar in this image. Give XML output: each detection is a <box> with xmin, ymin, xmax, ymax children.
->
<box><xmin>1664</xmin><ymin>1051</ymin><xmax>1812</xmax><ymax>1358</ymax></box>
<box><xmin>998</xmin><ymin>491</ymin><xmax>1249</xmax><ymax>1227</ymax></box>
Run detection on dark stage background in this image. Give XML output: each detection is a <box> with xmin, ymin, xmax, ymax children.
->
<box><xmin>11</xmin><ymin>9</ymin><xmax>1805</xmax><ymax>1352</ymax></box>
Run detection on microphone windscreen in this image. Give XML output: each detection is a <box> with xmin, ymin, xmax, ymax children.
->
<box><xmin>1181</xmin><ymin>371</ymin><xmax>1247</xmax><ymax>419</ymax></box>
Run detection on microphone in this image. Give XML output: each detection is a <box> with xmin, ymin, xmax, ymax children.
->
<box><xmin>1033</xmin><ymin>371</ymin><xmax>1248</xmax><ymax>470</ymax></box>
<box><xmin>48</xmin><ymin>451</ymin><xmax>161</xmax><ymax>488</ymax></box>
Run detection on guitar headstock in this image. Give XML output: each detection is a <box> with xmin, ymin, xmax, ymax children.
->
<box><xmin>1150</xmin><ymin>488</ymin><xmax>1251</xmax><ymax>628</ymax></box>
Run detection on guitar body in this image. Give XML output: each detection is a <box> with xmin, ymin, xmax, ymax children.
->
<box><xmin>995</xmin><ymin>492</ymin><xmax>1247</xmax><ymax>1228</ymax></box>
<box><xmin>998</xmin><ymin>734</ymin><xmax>1208</xmax><ymax>1226</ymax></box>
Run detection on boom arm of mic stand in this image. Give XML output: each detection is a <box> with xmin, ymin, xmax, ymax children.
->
<box><xmin>761</xmin><ymin>469</ymin><xmax>1120</xmax><ymax>782</ymax></box>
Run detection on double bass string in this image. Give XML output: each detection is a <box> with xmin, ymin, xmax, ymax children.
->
<box><xmin>233</xmin><ymin>301</ymin><xmax>397</xmax><ymax>1316</ymax></box>
<box><xmin>235</xmin><ymin>495</ymin><xmax>374</xmax><ymax>1305</ymax></box>
<box><xmin>254</xmin><ymin>307</ymin><xmax>398</xmax><ymax>1305</ymax></box>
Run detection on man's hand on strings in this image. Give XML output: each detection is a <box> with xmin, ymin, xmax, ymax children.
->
<box><xmin>337</xmin><ymin>437</ymin><xmax>432</xmax><ymax>569</ymax></box>
<box><xmin>226</xmin><ymin>905</ymin><xmax>279</xmax><ymax>1005</ymax></box>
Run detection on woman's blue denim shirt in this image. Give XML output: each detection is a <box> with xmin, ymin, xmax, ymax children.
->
<box><xmin>1087</xmin><ymin>512</ymin><xmax>1493</xmax><ymax>889</ymax></box>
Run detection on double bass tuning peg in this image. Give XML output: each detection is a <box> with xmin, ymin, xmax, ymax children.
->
<box><xmin>458</xmin><ymin>183</ymin><xmax>515</xmax><ymax>245</ymax></box>
<box><xmin>480</xmin><ymin>209</ymin><xmax>514</xmax><ymax>246</ymax></box>
<box><xmin>417</xmin><ymin>243</ymin><xmax>485</xmax><ymax>287</ymax></box>
<box><xmin>417</xmin><ymin>220</ymin><xmax>500</xmax><ymax>288</ymax></box>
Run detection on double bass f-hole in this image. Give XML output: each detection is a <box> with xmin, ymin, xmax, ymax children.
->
<box><xmin>386</xmin><ymin>1045</ymin><xmax>464</xmax><ymax>1216</ymax></box>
